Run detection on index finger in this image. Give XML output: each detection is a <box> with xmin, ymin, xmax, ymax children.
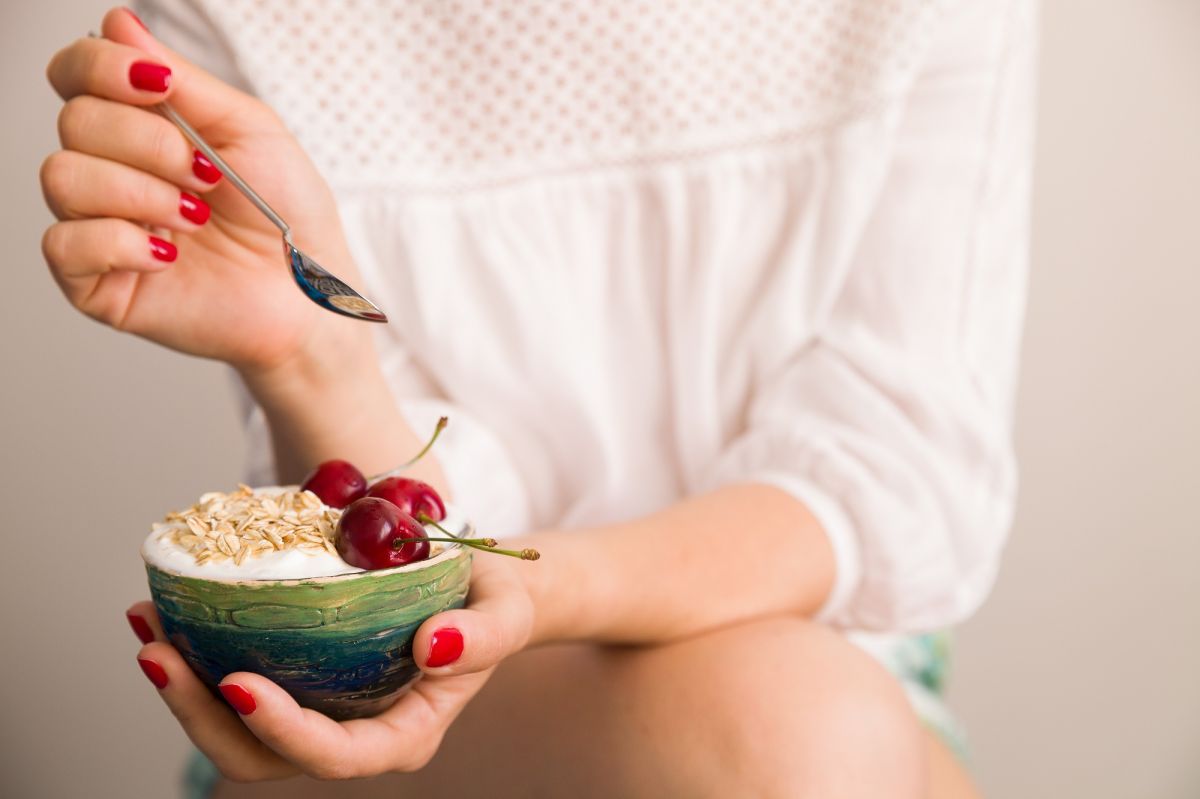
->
<box><xmin>98</xmin><ymin>6</ymin><xmax>272</xmax><ymax>132</ymax></box>
<box><xmin>47</xmin><ymin>7</ymin><xmax>270</xmax><ymax>133</ymax></box>
<box><xmin>47</xmin><ymin>35</ymin><xmax>174</xmax><ymax>105</ymax></box>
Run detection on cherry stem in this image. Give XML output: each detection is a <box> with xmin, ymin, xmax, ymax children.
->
<box><xmin>420</xmin><ymin>517</ymin><xmax>462</xmax><ymax>538</ymax></box>
<box><xmin>400</xmin><ymin>416</ymin><xmax>448</xmax><ymax>469</ymax></box>
<box><xmin>419</xmin><ymin>517</ymin><xmax>533</xmax><ymax>558</ymax></box>
<box><xmin>391</xmin><ymin>536</ymin><xmax>540</xmax><ymax>561</ymax></box>
<box><xmin>394</xmin><ymin>535</ymin><xmax>499</xmax><ymax>547</ymax></box>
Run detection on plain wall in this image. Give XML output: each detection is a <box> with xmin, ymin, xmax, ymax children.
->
<box><xmin>946</xmin><ymin>2</ymin><xmax>1200</xmax><ymax>796</ymax></box>
<box><xmin>1</xmin><ymin>2</ymin><xmax>1197</xmax><ymax>797</ymax></box>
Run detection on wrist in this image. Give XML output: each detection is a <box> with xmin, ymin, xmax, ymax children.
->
<box><xmin>237</xmin><ymin>343</ymin><xmax>443</xmax><ymax>486</ymax></box>
<box><xmin>235</xmin><ymin>235</ymin><xmax>378</xmax><ymax>402</ymax></box>
<box><xmin>511</xmin><ymin>530</ymin><xmax>608</xmax><ymax>647</ymax></box>
<box><xmin>238</xmin><ymin>343</ymin><xmax>373</xmax><ymax>416</ymax></box>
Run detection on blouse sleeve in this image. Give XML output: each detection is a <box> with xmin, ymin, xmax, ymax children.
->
<box><xmin>704</xmin><ymin>0</ymin><xmax>1036</xmax><ymax>632</ymax></box>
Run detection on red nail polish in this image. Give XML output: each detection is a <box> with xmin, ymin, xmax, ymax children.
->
<box><xmin>149</xmin><ymin>236</ymin><xmax>177</xmax><ymax>262</ymax></box>
<box><xmin>137</xmin><ymin>658</ymin><xmax>168</xmax><ymax>689</ymax></box>
<box><xmin>127</xmin><ymin>611</ymin><xmax>155</xmax><ymax>643</ymax></box>
<box><xmin>191</xmin><ymin>151</ymin><xmax>221</xmax><ymax>184</ymax></box>
<box><xmin>129</xmin><ymin>61</ymin><xmax>171</xmax><ymax>93</ymax></box>
<box><xmin>125</xmin><ymin>7</ymin><xmax>149</xmax><ymax>32</ymax></box>
<box><xmin>427</xmin><ymin>627</ymin><xmax>464</xmax><ymax>668</ymax></box>
<box><xmin>179</xmin><ymin>193</ymin><xmax>210</xmax><ymax>225</ymax></box>
<box><xmin>220</xmin><ymin>683</ymin><xmax>257</xmax><ymax>715</ymax></box>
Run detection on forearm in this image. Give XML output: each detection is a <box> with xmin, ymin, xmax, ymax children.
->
<box><xmin>522</xmin><ymin>483</ymin><xmax>837</xmax><ymax>645</ymax></box>
<box><xmin>238</xmin><ymin>350</ymin><xmax>449</xmax><ymax>494</ymax></box>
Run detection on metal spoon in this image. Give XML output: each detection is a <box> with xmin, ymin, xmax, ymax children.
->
<box><xmin>158</xmin><ymin>103</ymin><xmax>387</xmax><ymax>323</ymax></box>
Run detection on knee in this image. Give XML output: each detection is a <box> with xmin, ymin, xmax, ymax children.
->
<box><xmin>712</xmin><ymin>618</ymin><xmax>926</xmax><ymax>799</ymax></box>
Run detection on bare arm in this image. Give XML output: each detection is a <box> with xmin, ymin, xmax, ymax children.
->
<box><xmin>519</xmin><ymin>483</ymin><xmax>836</xmax><ymax>645</ymax></box>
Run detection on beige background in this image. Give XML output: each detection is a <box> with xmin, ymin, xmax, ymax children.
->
<box><xmin>2</xmin><ymin>2</ymin><xmax>1197</xmax><ymax>797</ymax></box>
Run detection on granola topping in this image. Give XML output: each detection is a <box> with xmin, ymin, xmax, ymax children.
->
<box><xmin>156</xmin><ymin>484</ymin><xmax>341</xmax><ymax>567</ymax></box>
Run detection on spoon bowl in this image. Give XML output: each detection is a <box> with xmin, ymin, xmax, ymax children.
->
<box><xmin>286</xmin><ymin>235</ymin><xmax>388</xmax><ymax>321</ymax></box>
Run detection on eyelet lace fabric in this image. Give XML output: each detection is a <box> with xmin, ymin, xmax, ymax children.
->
<box><xmin>191</xmin><ymin>0</ymin><xmax>943</xmax><ymax>190</ymax></box>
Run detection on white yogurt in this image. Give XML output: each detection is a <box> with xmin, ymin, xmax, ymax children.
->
<box><xmin>141</xmin><ymin>528</ymin><xmax>362</xmax><ymax>580</ymax></box>
<box><xmin>141</xmin><ymin>487</ymin><xmax>468</xmax><ymax>581</ymax></box>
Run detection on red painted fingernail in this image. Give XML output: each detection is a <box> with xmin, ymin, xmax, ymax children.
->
<box><xmin>129</xmin><ymin>61</ymin><xmax>171</xmax><ymax>93</ymax></box>
<box><xmin>191</xmin><ymin>151</ymin><xmax>222</xmax><ymax>184</ymax></box>
<box><xmin>427</xmin><ymin>627</ymin><xmax>464</xmax><ymax>668</ymax></box>
<box><xmin>149</xmin><ymin>236</ymin><xmax>177</xmax><ymax>262</ymax></box>
<box><xmin>179</xmin><ymin>192</ymin><xmax>210</xmax><ymax>225</ymax></box>
<box><xmin>137</xmin><ymin>657</ymin><xmax>168</xmax><ymax>689</ymax></box>
<box><xmin>125</xmin><ymin>7</ymin><xmax>149</xmax><ymax>32</ymax></box>
<box><xmin>219</xmin><ymin>683</ymin><xmax>257</xmax><ymax>715</ymax></box>
<box><xmin>127</xmin><ymin>611</ymin><xmax>155</xmax><ymax>643</ymax></box>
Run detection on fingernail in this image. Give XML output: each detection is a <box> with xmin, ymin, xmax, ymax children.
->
<box><xmin>137</xmin><ymin>657</ymin><xmax>168</xmax><ymax>689</ymax></box>
<box><xmin>127</xmin><ymin>611</ymin><xmax>155</xmax><ymax>643</ymax></box>
<box><xmin>191</xmin><ymin>150</ymin><xmax>221</xmax><ymax>184</ymax></box>
<box><xmin>125</xmin><ymin>7</ymin><xmax>149</xmax><ymax>32</ymax></box>
<box><xmin>149</xmin><ymin>236</ymin><xmax>177</xmax><ymax>262</ymax></box>
<box><xmin>179</xmin><ymin>192</ymin><xmax>210</xmax><ymax>225</ymax></box>
<box><xmin>427</xmin><ymin>627</ymin><xmax>464</xmax><ymax>668</ymax></box>
<box><xmin>219</xmin><ymin>683</ymin><xmax>257</xmax><ymax>715</ymax></box>
<box><xmin>129</xmin><ymin>61</ymin><xmax>171</xmax><ymax>93</ymax></box>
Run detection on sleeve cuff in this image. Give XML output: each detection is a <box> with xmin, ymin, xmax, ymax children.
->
<box><xmin>742</xmin><ymin>470</ymin><xmax>862</xmax><ymax>625</ymax></box>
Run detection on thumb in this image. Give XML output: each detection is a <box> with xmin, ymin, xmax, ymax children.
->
<box><xmin>413</xmin><ymin>561</ymin><xmax>534</xmax><ymax>676</ymax></box>
<box><xmin>100</xmin><ymin>5</ymin><xmax>271</xmax><ymax>133</ymax></box>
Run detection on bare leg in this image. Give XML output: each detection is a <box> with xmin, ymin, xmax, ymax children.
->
<box><xmin>215</xmin><ymin>618</ymin><xmax>975</xmax><ymax>798</ymax></box>
<box><xmin>925</xmin><ymin>730</ymin><xmax>984</xmax><ymax>799</ymax></box>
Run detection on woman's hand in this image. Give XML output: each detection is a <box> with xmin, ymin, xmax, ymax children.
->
<box><xmin>41</xmin><ymin>7</ymin><xmax>371</xmax><ymax>379</ymax></box>
<box><xmin>127</xmin><ymin>555</ymin><xmax>534</xmax><ymax>782</ymax></box>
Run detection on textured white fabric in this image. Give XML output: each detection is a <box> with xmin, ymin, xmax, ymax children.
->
<box><xmin>140</xmin><ymin>0</ymin><xmax>1035</xmax><ymax>632</ymax></box>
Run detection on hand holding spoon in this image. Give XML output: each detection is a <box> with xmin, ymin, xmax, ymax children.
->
<box><xmin>158</xmin><ymin>102</ymin><xmax>387</xmax><ymax>323</ymax></box>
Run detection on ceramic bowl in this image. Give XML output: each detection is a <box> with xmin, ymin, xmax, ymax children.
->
<box><xmin>144</xmin><ymin>529</ymin><xmax>472</xmax><ymax>721</ymax></box>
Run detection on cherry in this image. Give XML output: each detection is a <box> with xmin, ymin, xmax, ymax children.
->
<box><xmin>300</xmin><ymin>459</ymin><xmax>367</xmax><ymax>509</ymax></box>
<box><xmin>365</xmin><ymin>477</ymin><xmax>446</xmax><ymax>523</ymax></box>
<box><xmin>335</xmin><ymin>497</ymin><xmax>430</xmax><ymax>570</ymax></box>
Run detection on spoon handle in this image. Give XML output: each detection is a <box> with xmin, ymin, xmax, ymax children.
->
<box><xmin>157</xmin><ymin>102</ymin><xmax>291</xmax><ymax>237</ymax></box>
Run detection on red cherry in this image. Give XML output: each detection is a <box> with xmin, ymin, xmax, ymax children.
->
<box><xmin>335</xmin><ymin>498</ymin><xmax>430</xmax><ymax>570</ymax></box>
<box><xmin>365</xmin><ymin>477</ymin><xmax>446</xmax><ymax>523</ymax></box>
<box><xmin>300</xmin><ymin>459</ymin><xmax>367</xmax><ymax>509</ymax></box>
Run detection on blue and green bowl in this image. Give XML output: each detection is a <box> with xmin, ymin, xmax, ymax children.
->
<box><xmin>144</xmin><ymin>532</ymin><xmax>472</xmax><ymax>721</ymax></box>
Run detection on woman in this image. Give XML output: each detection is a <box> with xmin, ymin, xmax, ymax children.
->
<box><xmin>41</xmin><ymin>2</ymin><xmax>1031</xmax><ymax>796</ymax></box>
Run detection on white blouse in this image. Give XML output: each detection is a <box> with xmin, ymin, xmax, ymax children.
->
<box><xmin>140</xmin><ymin>0</ymin><xmax>1035</xmax><ymax>633</ymax></box>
